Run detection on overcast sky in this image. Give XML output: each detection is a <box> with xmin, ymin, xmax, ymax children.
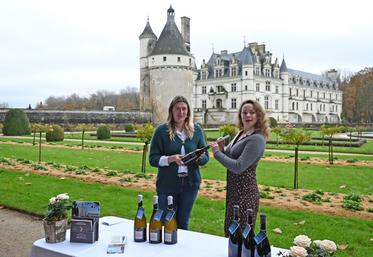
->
<box><xmin>1</xmin><ymin>0</ymin><xmax>373</xmax><ymax>108</ymax></box>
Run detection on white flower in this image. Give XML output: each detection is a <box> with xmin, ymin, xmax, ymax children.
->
<box><xmin>56</xmin><ymin>193</ymin><xmax>69</xmax><ymax>201</ymax></box>
<box><xmin>49</xmin><ymin>197</ymin><xmax>57</xmax><ymax>204</ymax></box>
<box><xmin>294</xmin><ymin>235</ymin><xmax>311</xmax><ymax>248</ymax></box>
<box><xmin>290</xmin><ymin>246</ymin><xmax>308</xmax><ymax>257</ymax></box>
<box><xmin>320</xmin><ymin>239</ymin><xmax>337</xmax><ymax>253</ymax></box>
<box><xmin>313</xmin><ymin>240</ymin><xmax>322</xmax><ymax>248</ymax></box>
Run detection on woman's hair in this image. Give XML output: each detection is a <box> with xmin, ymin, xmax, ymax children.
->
<box><xmin>237</xmin><ymin>99</ymin><xmax>271</xmax><ymax>140</ymax></box>
<box><xmin>167</xmin><ymin>96</ymin><xmax>194</xmax><ymax>140</ymax></box>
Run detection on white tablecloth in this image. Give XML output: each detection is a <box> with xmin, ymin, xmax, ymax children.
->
<box><xmin>30</xmin><ymin>216</ymin><xmax>287</xmax><ymax>257</ymax></box>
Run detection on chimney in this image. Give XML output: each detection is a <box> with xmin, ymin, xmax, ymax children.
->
<box><xmin>181</xmin><ymin>16</ymin><xmax>190</xmax><ymax>52</ymax></box>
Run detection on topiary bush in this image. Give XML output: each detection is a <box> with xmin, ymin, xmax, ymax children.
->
<box><xmin>46</xmin><ymin>125</ymin><xmax>64</xmax><ymax>142</ymax></box>
<box><xmin>124</xmin><ymin>123</ymin><xmax>135</xmax><ymax>132</ymax></box>
<box><xmin>97</xmin><ymin>125</ymin><xmax>111</xmax><ymax>140</ymax></box>
<box><xmin>3</xmin><ymin>109</ymin><xmax>31</xmax><ymax>136</ymax></box>
<box><xmin>269</xmin><ymin>117</ymin><xmax>278</xmax><ymax>128</ymax></box>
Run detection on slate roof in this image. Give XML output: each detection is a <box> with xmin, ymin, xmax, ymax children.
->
<box><xmin>151</xmin><ymin>6</ymin><xmax>190</xmax><ymax>56</ymax></box>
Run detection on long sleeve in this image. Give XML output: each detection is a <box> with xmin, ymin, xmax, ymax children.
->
<box><xmin>149</xmin><ymin>125</ymin><xmax>165</xmax><ymax>167</ymax></box>
<box><xmin>214</xmin><ymin>133</ymin><xmax>265</xmax><ymax>174</ymax></box>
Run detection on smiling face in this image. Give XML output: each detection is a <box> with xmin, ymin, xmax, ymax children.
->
<box><xmin>172</xmin><ymin>101</ymin><xmax>189</xmax><ymax>127</ymax></box>
<box><xmin>240</xmin><ymin>103</ymin><xmax>257</xmax><ymax>132</ymax></box>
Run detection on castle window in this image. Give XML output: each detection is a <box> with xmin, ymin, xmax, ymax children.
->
<box><xmin>189</xmin><ymin>58</ymin><xmax>192</xmax><ymax>66</ymax></box>
<box><xmin>275</xmin><ymin>86</ymin><xmax>279</xmax><ymax>94</ymax></box>
<box><xmin>202</xmin><ymin>86</ymin><xmax>206</xmax><ymax>94</ymax></box>
<box><xmin>264</xmin><ymin>96</ymin><xmax>270</xmax><ymax>110</ymax></box>
<box><xmin>289</xmin><ymin>88</ymin><xmax>292</xmax><ymax>96</ymax></box>
<box><xmin>296</xmin><ymin>102</ymin><xmax>299</xmax><ymax>110</ymax></box>
<box><xmin>265</xmin><ymin>81</ymin><xmax>271</xmax><ymax>91</ymax></box>
<box><xmin>275</xmin><ymin>99</ymin><xmax>279</xmax><ymax>110</ymax></box>
<box><xmin>292</xmin><ymin>102</ymin><xmax>295</xmax><ymax>110</ymax></box>
<box><xmin>256</xmin><ymin>83</ymin><xmax>260</xmax><ymax>92</ymax></box>
<box><xmin>323</xmin><ymin>92</ymin><xmax>326</xmax><ymax>99</ymax></box>
<box><xmin>163</xmin><ymin>56</ymin><xmax>167</xmax><ymax>62</ymax></box>
<box><xmin>296</xmin><ymin>89</ymin><xmax>299</xmax><ymax>96</ymax></box>
<box><xmin>217</xmin><ymin>85</ymin><xmax>225</xmax><ymax>92</ymax></box>
<box><xmin>311</xmin><ymin>103</ymin><xmax>313</xmax><ymax>111</ymax></box>
<box><xmin>202</xmin><ymin>100</ymin><xmax>206</xmax><ymax>110</ymax></box>
<box><xmin>310</xmin><ymin>91</ymin><xmax>313</xmax><ymax>98</ymax></box>
<box><xmin>231</xmin><ymin>67</ymin><xmax>237</xmax><ymax>77</ymax></box>
<box><xmin>231</xmin><ymin>83</ymin><xmax>236</xmax><ymax>92</ymax></box>
<box><xmin>265</xmin><ymin>69</ymin><xmax>271</xmax><ymax>77</ymax></box>
<box><xmin>245</xmin><ymin>85</ymin><xmax>248</xmax><ymax>91</ymax></box>
<box><xmin>216</xmin><ymin>99</ymin><xmax>223</xmax><ymax>109</ymax></box>
<box><xmin>231</xmin><ymin>98</ymin><xmax>237</xmax><ymax>109</ymax></box>
<box><xmin>255</xmin><ymin>66</ymin><xmax>260</xmax><ymax>75</ymax></box>
<box><xmin>177</xmin><ymin>57</ymin><xmax>181</xmax><ymax>62</ymax></box>
<box><xmin>245</xmin><ymin>70</ymin><xmax>248</xmax><ymax>76</ymax></box>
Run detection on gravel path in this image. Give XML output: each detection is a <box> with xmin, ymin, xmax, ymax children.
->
<box><xmin>0</xmin><ymin>207</ymin><xmax>44</xmax><ymax>257</ymax></box>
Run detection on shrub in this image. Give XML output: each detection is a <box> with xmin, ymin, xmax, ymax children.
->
<box><xmin>97</xmin><ymin>125</ymin><xmax>111</xmax><ymax>140</ymax></box>
<box><xmin>124</xmin><ymin>123</ymin><xmax>135</xmax><ymax>132</ymax></box>
<box><xmin>269</xmin><ymin>117</ymin><xmax>278</xmax><ymax>128</ymax></box>
<box><xmin>3</xmin><ymin>109</ymin><xmax>31</xmax><ymax>136</ymax></box>
<box><xmin>219</xmin><ymin>124</ymin><xmax>237</xmax><ymax>142</ymax></box>
<box><xmin>46</xmin><ymin>125</ymin><xmax>64</xmax><ymax>142</ymax></box>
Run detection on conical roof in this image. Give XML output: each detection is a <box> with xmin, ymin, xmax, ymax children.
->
<box><xmin>139</xmin><ymin>19</ymin><xmax>157</xmax><ymax>40</ymax></box>
<box><xmin>280</xmin><ymin>58</ymin><xmax>288</xmax><ymax>73</ymax></box>
<box><xmin>151</xmin><ymin>6</ymin><xmax>189</xmax><ymax>56</ymax></box>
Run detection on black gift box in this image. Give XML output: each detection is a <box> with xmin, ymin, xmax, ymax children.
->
<box><xmin>70</xmin><ymin>201</ymin><xmax>100</xmax><ymax>243</ymax></box>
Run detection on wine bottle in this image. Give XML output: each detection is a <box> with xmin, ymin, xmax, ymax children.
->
<box><xmin>241</xmin><ymin>209</ymin><xmax>255</xmax><ymax>257</ymax></box>
<box><xmin>254</xmin><ymin>213</ymin><xmax>271</xmax><ymax>257</ymax></box>
<box><xmin>181</xmin><ymin>145</ymin><xmax>210</xmax><ymax>165</ymax></box>
<box><xmin>134</xmin><ymin>194</ymin><xmax>147</xmax><ymax>242</ymax></box>
<box><xmin>164</xmin><ymin>195</ymin><xmax>177</xmax><ymax>244</ymax></box>
<box><xmin>228</xmin><ymin>205</ymin><xmax>242</xmax><ymax>257</ymax></box>
<box><xmin>149</xmin><ymin>195</ymin><xmax>163</xmax><ymax>244</ymax></box>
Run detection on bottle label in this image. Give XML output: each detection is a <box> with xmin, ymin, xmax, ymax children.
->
<box><xmin>134</xmin><ymin>228</ymin><xmax>145</xmax><ymax>240</ymax></box>
<box><xmin>242</xmin><ymin>226</ymin><xmax>252</xmax><ymax>239</ymax></box>
<box><xmin>164</xmin><ymin>231</ymin><xmax>177</xmax><ymax>244</ymax></box>
<box><xmin>228</xmin><ymin>238</ymin><xmax>240</xmax><ymax>257</ymax></box>
<box><xmin>154</xmin><ymin>210</ymin><xmax>163</xmax><ymax>221</ymax></box>
<box><xmin>136</xmin><ymin>207</ymin><xmax>144</xmax><ymax>219</ymax></box>
<box><xmin>149</xmin><ymin>230</ymin><xmax>161</xmax><ymax>242</ymax></box>
<box><xmin>165</xmin><ymin>210</ymin><xmax>175</xmax><ymax>222</ymax></box>
<box><xmin>228</xmin><ymin>222</ymin><xmax>239</xmax><ymax>235</ymax></box>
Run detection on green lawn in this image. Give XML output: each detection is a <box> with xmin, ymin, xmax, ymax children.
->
<box><xmin>1</xmin><ymin>143</ymin><xmax>372</xmax><ymax>195</ymax></box>
<box><xmin>0</xmin><ymin>170</ymin><xmax>370</xmax><ymax>257</ymax></box>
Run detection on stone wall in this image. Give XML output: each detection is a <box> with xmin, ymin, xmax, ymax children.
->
<box><xmin>0</xmin><ymin>109</ymin><xmax>152</xmax><ymax>125</ymax></box>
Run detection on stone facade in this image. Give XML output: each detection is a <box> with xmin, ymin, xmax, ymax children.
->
<box><xmin>139</xmin><ymin>6</ymin><xmax>195</xmax><ymax>124</ymax></box>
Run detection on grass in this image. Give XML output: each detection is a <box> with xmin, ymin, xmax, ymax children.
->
<box><xmin>1</xmin><ymin>143</ymin><xmax>373</xmax><ymax>195</ymax></box>
<box><xmin>0</xmin><ymin>169</ymin><xmax>371</xmax><ymax>257</ymax></box>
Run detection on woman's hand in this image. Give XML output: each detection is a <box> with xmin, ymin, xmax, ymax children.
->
<box><xmin>168</xmin><ymin>154</ymin><xmax>185</xmax><ymax>166</ymax></box>
<box><xmin>210</xmin><ymin>137</ymin><xmax>225</xmax><ymax>154</ymax></box>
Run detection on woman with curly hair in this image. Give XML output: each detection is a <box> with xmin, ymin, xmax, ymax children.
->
<box><xmin>210</xmin><ymin>99</ymin><xmax>270</xmax><ymax>236</ymax></box>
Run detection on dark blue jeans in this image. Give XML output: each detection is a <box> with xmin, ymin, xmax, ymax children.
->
<box><xmin>157</xmin><ymin>177</ymin><xmax>198</xmax><ymax>230</ymax></box>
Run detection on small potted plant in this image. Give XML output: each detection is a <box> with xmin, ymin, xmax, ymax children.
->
<box><xmin>43</xmin><ymin>193</ymin><xmax>71</xmax><ymax>243</ymax></box>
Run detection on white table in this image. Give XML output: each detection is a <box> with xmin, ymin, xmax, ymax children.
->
<box><xmin>30</xmin><ymin>216</ymin><xmax>287</xmax><ymax>257</ymax></box>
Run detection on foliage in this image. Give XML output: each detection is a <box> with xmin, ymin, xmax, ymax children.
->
<box><xmin>342</xmin><ymin>193</ymin><xmax>363</xmax><ymax>211</ymax></box>
<box><xmin>341</xmin><ymin>67</ymin><xmax>373</xmax><ymax>123</ymax></box>
<box><xmin>45</xmin><ymin>193</ymin><xmax>71</xmax><ymax>221</ymax></box>
<box><xmin>302</xmin><ymin>192</ymin><xmax>322</xmax><ymax>204</ymax></box>
<box><xmin>269</xmin><ymin>117</ymin><xmax>278</xmax><ymax>128</ymax></box>
<box><xmin>46</xmin><ymin>125</ymin><xmax>64</xmax><ymax>142</ymax></box>
<box><xmin>136</xmin><ymin>123</ymin><xmax>154</xmax><ymax>144</ymax></box>
<box><xmin>97</xmin><ymin>125</ymin><xmax>111</xmax><ymax>140</ymax></box>
<box><xmin>219</xmin><ymin>124</ymin><xmax>237</xmax><ymax>141</ymax></box>
<box><xmin>3</xmin><ymin>109</ymin><xmax>31</xmax><ymax>136</ymax></box>
<box><xmin>272</xmin><ymin>127</ymin><xmax>284</xmax><ymax>145</ymax></box>
<box><xmin>124</xmin><ymin>123</ymin><xmax>135</xmax><ymax>132</ymax></box>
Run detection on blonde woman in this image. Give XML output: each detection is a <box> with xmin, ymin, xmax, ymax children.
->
<box><xmin>211</xmin><ymin>99</ymin><xmax>270</xmax><ymax>236</ymax></box>
<box><xmin>149</xmin><ymin>96</ymin><xmax>209</xmax><ymax>230</ymax></box>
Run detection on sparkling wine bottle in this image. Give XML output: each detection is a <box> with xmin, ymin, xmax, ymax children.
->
<box><xmin>149</xmin><ymin>195</ymin><xmax>163</xmax><ymax>244</ymax></box>
<box><xmin>241</xmin><ymin>209</ymin><xmax>255</xmax><ymax>257</ymax></box>
<box><xmin>254</xmin><ymin>213</ymin><xmax>271</xmax><ymax>257</ymax></box>
<box><xmin>181</xmin><ymin>145</ymin><xmax>209</xmax><ymax>165</ymax></box>
<box><xmin>164</xmin><ymin>196</ymin><xmax>177</xmax><ymax>244</ymax></box>
<box><xmin>228</xmin><ymin>205</ymin><xmax>242</xmax><ymax>257</ymax></box>
<box><xmin>134</xmin><ymin>194</ymin><xmax>147</xmax><ymax>242</ymax></box>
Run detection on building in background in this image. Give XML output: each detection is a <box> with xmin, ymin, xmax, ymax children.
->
<box><xmin>139</xmin><ymin>6</ymin><xmax>195</xmax><ymax>124</ymax></box>
<box><xmin>139</xmin><ymin>7</ymin><xmax>342</xmax><ymax>125</ymax></box>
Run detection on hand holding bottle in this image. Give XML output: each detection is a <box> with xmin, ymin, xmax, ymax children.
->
<box><xmin>210</xmin><ymin>134</ymin><xmax>230</xmax><ymax>154</ymax></box>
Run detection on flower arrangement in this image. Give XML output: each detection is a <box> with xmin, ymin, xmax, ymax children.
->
<box><xmin>45</xmin><ymin>193</ymin><xmax>71</xmax><ymax>221</ymax></box>
<box><xmin>278</xmin><ymin>235</ymin><xmax>338</xmax><ymax>257</ymax></box>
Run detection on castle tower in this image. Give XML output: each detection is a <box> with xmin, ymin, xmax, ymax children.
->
<box><xmin>141</xmin><ymin>6</ymin><xmax>194</xmax><ymax>124</ymax></box>
<box><xmin>139</xmin><ymin>18</ymin><xmax>157</xmax><ymax>111</ymax></box>
<box><xmin>280</xmin><ymin>58</ymin><xmax>289</xmax><ymax>121</ymax></box>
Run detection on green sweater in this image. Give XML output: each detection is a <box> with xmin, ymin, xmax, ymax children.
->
<box><xmin>149</xmin><ymin>123</ymin><xmax>209</xmax><ymax>192</ymax></box>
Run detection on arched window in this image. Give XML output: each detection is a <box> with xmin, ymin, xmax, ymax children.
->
<box><xmin>216</xmin><ymin>99</ymin><xmax>223</xmax><ymax>109</ymax></box>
